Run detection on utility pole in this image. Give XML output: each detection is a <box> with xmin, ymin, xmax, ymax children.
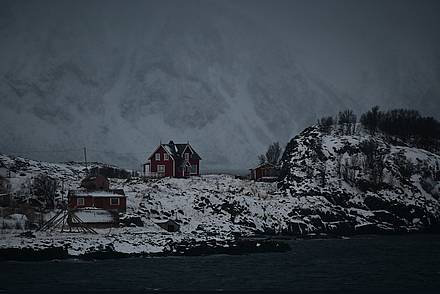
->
<box><xmin>83</xmin><ymin>147</ymin><xmax>88</xmax><ymax>175</ymax></box>
<box><xmin>61</xmin><ymin>180</ymin><xmax>65</xmax><ymax>205</ymax></box>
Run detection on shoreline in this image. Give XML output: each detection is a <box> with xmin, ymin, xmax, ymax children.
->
<box><xmin>2</xmin><ymin>231</ymin><xmax>440</xmax><ymax>262</ymax></box>
<box><xmin>0</xmin><ymin>237</ymin><xmax>291</xmax><ymax>261</ymax></box>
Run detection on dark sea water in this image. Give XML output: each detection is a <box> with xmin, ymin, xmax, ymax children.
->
<box><xmin>1</xmin><ymin>235</ymin><xmax>440</xmax><ymax>292</ymax></box>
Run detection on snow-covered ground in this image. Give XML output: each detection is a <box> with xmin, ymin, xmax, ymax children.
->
<box><xmin>1</xmin><ymin>125</ymin><xmax>440</xmax><ymax>257</ymax></box>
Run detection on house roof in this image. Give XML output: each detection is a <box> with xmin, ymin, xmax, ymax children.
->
<box><xmin>155</xmin><ymin>219</ymin><xmax>180</xmax><ymax>226</ymax></box>
<box><xmin>250</xmin><ymin>162</ymin><xmax>279</xmax><ymax>170</ymax></box>
<box><xmin>68</xmin><ymin>189</ymin><xmax>126</xmax><ymax>198</ymax></box>
<box><xmin>148</xmin><ymin>141</ymin><xmax>202</xmax><ymax>161</ymax></box>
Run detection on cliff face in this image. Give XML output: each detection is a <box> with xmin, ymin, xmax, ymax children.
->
<box><xmin>278</xmin><ymin>124</ymin><xmax>440</xmax><ymax>234</ymax></box>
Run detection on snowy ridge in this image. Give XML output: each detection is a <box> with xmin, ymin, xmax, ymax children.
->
<box><xmin>278</xmin><ymin>124</ymin><xmax>440</xmax><ymax>234</ymax></box>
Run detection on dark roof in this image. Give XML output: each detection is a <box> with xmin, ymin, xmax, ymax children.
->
<box><xmin>156</xmin><ymin>219</ymin><xmax>180</xmax><ymax>227</ymax></box>
<box><xmin>250</xmin><ymin>162</ymin><xmax>279</xmax><ymax>170</ymax></box>
<box><xmin>160</xmin><ymin>141</ymin><xmax>202</xmax><ymax>161</ymax></box>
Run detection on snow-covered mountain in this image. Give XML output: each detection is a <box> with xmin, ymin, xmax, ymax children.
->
<box><xmin>1</xmin><ymin>0</ymin><xmax>439</xmax><ymax>170</ymax></box>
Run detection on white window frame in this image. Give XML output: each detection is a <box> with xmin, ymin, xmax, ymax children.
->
<box><xmin>158</xmin><ymin>165</ymin><xmax>165</xmax><ymax>173</ymax></box>
<box><xmin>185</xmin><ymin>153</ymin><xmax>189</xmax><ymax>161</ymax></box>
<box><xmin>164</xmin><ymin>153</ymin><xmax>169</xmax><ymax>161</ymax></box>
<box><xmin>110</xmin><ymin>197</ymin><xmax>120</xmax><ymax>206</ymax></box>
<box><xmin>155</xmin><ymin>153</ymin><xmax>160</xmax><ymax>161</ymax></box>
<box><xmin>77</xmin><ymin>197</ymin><xmax>85</xmax><ymax>206</ymax></box>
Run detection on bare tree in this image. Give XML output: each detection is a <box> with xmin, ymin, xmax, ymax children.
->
<box><xmin>258</xmin><ymin>142</ymin><xmax>282</xmax><ymax>165</ymax></box>
<box><xmin>360</xmin><ymin>106</ymin><xmax>381</xmax><ymax>134</ymax></box>
<box><xmin>266</xmin><ymin>142</ymin><xmax>282</xmax><ymax>165</ymax></box>
<box><xmin>258</xmin><ymin>154</ymin><xmax>266</xmax><ymax>165</ymax></box>
<box><xmin>33</xmin><ymin>174</ymin><xmax>57</xmax><ymax>209</ymax></box>
<box><xmin>318</xmin><ymin>116</ymin><xmax>334</xmax><ymax>133</ymax></box>
<box><xmin>338</xmin><ymin>109</ymin><xmax>357</xmax><ymax>135</ymax></box>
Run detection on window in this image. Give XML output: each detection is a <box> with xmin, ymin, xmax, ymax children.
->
<box><xmin>77</xmin><ymin>198</ymin><xmax>85</xmax><ymax>206</ymax></box>
<box><xmin>191</xmin><ymin>164</ymin><xmax>197</xmax><ymax>174</ymax></box>
<box><xmin>158</xmin><ymin>165</ymin><xmax>165</xmax><ymax>173</ymax></box>
<box><xmin>110</xmin><ymin>198</ymin><xmax>120</xmax><ymax>205</ymax></box>
<box><xmin>164</xmin><ymin>153</ymin><xmax>169</xmax><ymax>161</ymax></box>
<box><xmin>185</xmin><ymin>153</ymin><xmax>189</xmax><ymax>161</ymax></box>
<box><xmin>155</xmin><ymin>153</ymin><xmax>160</xmax><ymax>161</ymax></box>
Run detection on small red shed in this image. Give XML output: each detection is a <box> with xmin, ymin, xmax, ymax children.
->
<box><xmin>249</xmin><ymin>163</ymin><xmax>280</xmax><ymax>182</ymax></box>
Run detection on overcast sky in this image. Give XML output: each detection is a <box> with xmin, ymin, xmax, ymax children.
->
<box><xmin>0</xmin><ymin>0</ymin><xmax>439</xmax><ymax>170</ymax></box>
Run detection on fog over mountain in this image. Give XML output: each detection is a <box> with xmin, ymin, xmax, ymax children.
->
<box><xmin>0</xmin><ymin>0</ymin><xmax>439</xmax><ymax>171</ymax></box>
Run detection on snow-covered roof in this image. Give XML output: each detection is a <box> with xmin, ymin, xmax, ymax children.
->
<box><xmin>155</xmin><ymin>219</ymin><xmax>179</xmax><ymax>226</ymax></box>
<box><xmin>72</xmin><ymin>209</ymin><xmax>114</xmax><ymax>223</ymax></box>
<box><xmin>250</xmin><ymin>162</ymin><xmax>279</xmax><ymax>170</ymax></box>
<box><xmin>69</xmin><ymin>190</ymin><xmax>126</xmax><ymax>198</ymax></box>
<box><xmin>146</xmin><ymin>141</ymin><xmax>202</xmax><ymax>162</ymax></box>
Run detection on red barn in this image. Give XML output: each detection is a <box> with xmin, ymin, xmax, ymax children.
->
<box><xmin>68</xmin><ymin>189</ymin><xmax>127</xmax><ymax>213</ymax></box>
<box><xmin>144</xmin><ymin>141</ymin><xmax>201</xmax><ymax>178</ymax></box>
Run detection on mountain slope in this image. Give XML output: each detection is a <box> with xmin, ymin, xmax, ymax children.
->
<box><xmin>1</xmin><ymin>0</ymin><xmax>440</xmax><ymax>169</ymax></box>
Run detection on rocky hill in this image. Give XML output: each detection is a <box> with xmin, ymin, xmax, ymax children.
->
<box><xmin>278</xmin><ymin>124</ymin><xmax>440</xmax><ymax>234</ymax></box>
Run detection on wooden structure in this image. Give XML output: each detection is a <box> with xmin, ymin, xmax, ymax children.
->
<box><xmin>249</xmin><ymin>163</ymin><xmax>280</xmax><ymax>182</ymax></box>
<box><xmin>144</xmin><ymin>141</ymin><xmax>201</xmax><ymax>178</ymax></box>
<box><xmin>38</xmin><ymin>210</ymin><xmax>98</xmax><ymax>234</ymax></box>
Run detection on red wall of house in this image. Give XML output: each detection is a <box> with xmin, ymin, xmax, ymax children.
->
<box><xmin>253</xmin><ymin>166</ymin><xmax>278</xmax><ymax>181</ymax></box>
<box><xmin>68</xmin><ymin>196</ymin><xmax>126</xmax><ymax>212</ymax></box>
<box><xmin>150</xmin><ymin>146</ymin><xmax>174</xmax><ymax>177</ymax></box>
<box><xmin>255</xmin><ymin>167</ymin><xmax>272</xmax><ymax>179</ymax></box>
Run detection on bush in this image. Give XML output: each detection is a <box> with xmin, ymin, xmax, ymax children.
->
<box><xmin>360</xmin><ymin>108</ymin><xmax>440</xmax><ymax>141</ymax></box>
<box><xmin>360</xmin><ymin>107</ymin><xmax>440</xmax><ymax>153</ymax></box>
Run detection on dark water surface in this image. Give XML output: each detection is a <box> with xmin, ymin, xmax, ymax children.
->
<box><xmin>1</xmin><ymin>235</ymin><xmax>440</xmax><ymax>291</ymax></box>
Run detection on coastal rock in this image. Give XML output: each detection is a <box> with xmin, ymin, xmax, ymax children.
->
<box><xmin>278</xmin><ymin>124</ymin><xmax>440</xmax><ymax>235</ymax></box>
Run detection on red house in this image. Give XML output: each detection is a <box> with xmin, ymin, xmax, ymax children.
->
<box><xmin>68</xmin><ymin>176</ymin><xmax>127</xmax><ymax>212</ymax></box>
<box><xmin>144</xmin><ymin>141</ymin><xmax>201</xmax><ymax>178</ymax></box>
<box><xmin>68</xmin><ymin>189</ymin><xmax>127</xmax><ymax>213</ymax></box>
